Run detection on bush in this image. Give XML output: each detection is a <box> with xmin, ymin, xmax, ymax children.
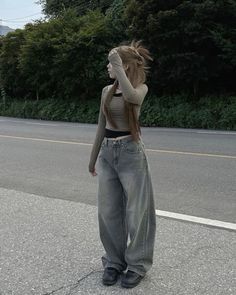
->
<box><xmin>0</xmin><ymin>95</ymin><xmax>235</xmax><ymax>130</ymax></box>
<box><xmin>0</xmin><ymin>98</ymin><xmax>100</xmax><ymax>123</ymax></box>
<box><xmin>139</xmin><ymin>95</ymin><xmax>236</xmax><ymax>130</ymax></box>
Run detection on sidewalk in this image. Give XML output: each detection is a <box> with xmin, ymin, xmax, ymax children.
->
<box><xmin>0</xmin><ymin>188</ymin><xmax>235</xmax><ymax>295</ymax></box>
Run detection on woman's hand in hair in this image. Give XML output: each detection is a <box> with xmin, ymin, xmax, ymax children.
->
<box><xmin>108</xmin><ymin>49</ymin><xmax>123</xmax><ymax>67</ymax></box>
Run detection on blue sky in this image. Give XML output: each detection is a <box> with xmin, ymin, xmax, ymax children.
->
<box><xmin>0</xmin><ymin>0</ymin><xmax>44</xmax><ymax>29</ymax></box>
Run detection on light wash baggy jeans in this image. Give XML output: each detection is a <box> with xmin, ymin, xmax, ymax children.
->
<box><xmin>97</xmin><ymin>135</ymin><xmax>156</xmax><ymax>277</ymax></box>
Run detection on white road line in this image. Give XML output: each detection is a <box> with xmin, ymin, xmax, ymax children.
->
<box><xmin>0</xmin><ymin>134</ymin><xmax>91</xmax><ymax>146</ymax></box>
<box><xmin>156</xmin><ymin>210</ymin><xmax>236</xmax><ymax>231</ymax></box>
<box><xmin>0</xmin><ymin>134</ymin><xmax>236</xmax><ymax>159</ymax></box>
<box><xmin>19</xmin><ymin>122</ymin><xmax>59</xmax><ymax>126</ymax></box>
<box><xmin>145</xmin><ymin>128</ymin><xmax>236</xmax><ymax>135</ymax></box>
<box><xmin>146</xmin><ymin>148</ymin><xmax>236</xmax><ymax>159</ymax></box>
<box><xmin>0</xmin><ymin>120</ymin><xmax>59</xmax><ymax>126</ymax></box>
<box><xmin>0</xmin><ymin>119</ymin><xmax>94</xmax><ymax>128</ymax></box>
<box><xmin>196</xmin><ymin>131</ymin><xmax>236</xmax><ymax>135</ymax></box>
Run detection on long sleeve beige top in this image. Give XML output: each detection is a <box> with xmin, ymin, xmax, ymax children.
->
<box><xmin>88</xmin><ymin>51</ymin><xmax>148</xmax><ymax>172</ymax></box>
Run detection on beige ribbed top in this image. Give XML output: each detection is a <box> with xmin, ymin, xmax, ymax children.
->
<box><xmin>88</xmin><ymin>51</ymin><xmax>148</xmax><ymax>172</ymax></box>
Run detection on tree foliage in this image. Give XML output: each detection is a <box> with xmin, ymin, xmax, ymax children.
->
<box><xmin>0</xmin><ymin>29</ymin><xmax>28</xmax><ymax>100</ymax></box>
<box><xmin>0</xmin><ymin>1</ymin><xmax>128</xmax><ymax>101</ymax></box>
<box><xmin>38</xmin><ymin>0</ymin><xmax>114</xmax><ymax>17</ymax></box>
<box><xmin>124</xmin><ymin>0</ymin><xmax>236</xmax><ymax>97</ymax></box>
<box><xmin>1</xmin><ymin>0</ymin><xmax>236</xmax><ymax>103</ymax></box>
<box><xmin>18</xmin><ymin>9</ymin><xmax>117</xmax><ymax>100</ymax></box>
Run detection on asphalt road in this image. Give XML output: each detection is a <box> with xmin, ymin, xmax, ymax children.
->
<box><xmin>0</xmin><ymin>116</ymin><xmax>235</xmax><ymax>223</ymax></box>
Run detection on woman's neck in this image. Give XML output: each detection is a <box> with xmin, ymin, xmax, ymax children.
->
<box><xmin>114</xmin><ymin>80</ymin><xmax>122</xmax><ymax>93</ymax></box>
<box><xmin>116</xmin><ymin>83</ymin><xmax>121</xmax><ymax>91</ymax></box>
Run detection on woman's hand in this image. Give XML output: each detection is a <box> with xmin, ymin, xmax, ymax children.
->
<box><xmin>108</xmin><ymin>49</ymin><xmax>123</xmax><ymax>67</ymax></box>
<box><xmin>89</xmin><ymin>167</ymin><xmax>97</xmax><ymax>177</ymax></box>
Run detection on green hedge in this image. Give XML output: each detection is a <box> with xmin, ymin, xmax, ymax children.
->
<box><xmin>0</xmin><ymin>95</ymin><xmax>235</xmax><ymax>130</ymax></box>
<box><xmin>139</xmin><ymin>95</ymin><xmax>236</xmax><ymax>130</ymax></box>
<box><xmin>0</xmin><ymin>98</ymin><xmax>100</xmax><ymax>123</ymax></box>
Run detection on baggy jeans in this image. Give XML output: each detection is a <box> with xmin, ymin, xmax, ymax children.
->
<box><xmin>97</xmin><ymin>136</ymin><xmax>156</xmax><ymax>276</ymax></box>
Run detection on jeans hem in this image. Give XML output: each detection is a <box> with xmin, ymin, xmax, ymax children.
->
<box><xmin>102</xmin><ymin>258</ymin><xmax>127</xmax><ymax>273</ymax></box>
<box><xmin>127</xmin><ymin>266</ymin><xmax>146</xmax><ymax>277</ymax></box>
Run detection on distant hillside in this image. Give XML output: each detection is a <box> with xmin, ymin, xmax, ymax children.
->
<box><xmin>0</xmin><ymin>25</ymin><xmax>15</xmax><ymax>36</ymax></box>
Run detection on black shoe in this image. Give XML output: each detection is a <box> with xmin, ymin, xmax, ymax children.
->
<box><xmin>121</xmin><ymin>270</ymin><xmax>144</xmax><ymax>288</ymax></box>
<box><xmin>102</xmin><ymin>267</ymin><xmax>120</xmax><ymax>286</ymax></box>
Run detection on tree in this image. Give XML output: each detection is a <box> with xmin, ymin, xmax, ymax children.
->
<box><xmin>105</xmin><ymin>0</ymin><xmax>129</xmax><ymax>45</ymax></box>
<box><xmin>18</xmin><ymin>9</ymin><xmax>117</xmax><ymax>100</ymax></box>
<box><xmin>38</xmin><ymin>0</ymin><xmax>114</xmax><ymax>17</ymax></box>
<box><xmin>0</xmin><ymin>1</ymin><xmax>130</xmax><ymax>101</ymax></box>
<box><xmin>124</xmin><ymin>0</ymin><xmax>236</xmax><ymax>97</ymax></box>
<box><xmin>0</xmin><ymin>29</ymin><xmax>28</xmax><ymax>100</ymax></box>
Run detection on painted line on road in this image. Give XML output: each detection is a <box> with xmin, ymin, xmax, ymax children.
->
<box><xmin>0</xmin><ymin>119</ymin><xmax>94</xmax><ymax>128</ymax></box>
<box><xmin>1</xmin><ymin>134</ymin><xmax>236</xmax><ymax>159</ymax></box>
<box><xmin>196</xmin><ymin>131</ymin><xmax>236</xmax><ymax>135</ymax></box>
<box><xmin>0</xmin><ymin>134</ymin><xmax>91</xmax><ymax>146</ymax></box>
<box><xmin>146</xmin><ymin>148</ymin><xmax>236</xmax><ymax>159</ymax></box>
<box><xmin>146</xmin><ymin>128</ymin><xmax>236</xmax><ymax>135</ymax></box>
<box><xmin>156</xmin><ymin>210</ymin><xmax>236</xmax><ymax>231</ymax></box>
<box><xmin>0</xmin><ymin>119</ymin><xmax>64</xmax><ymax>127</ymax></box>
<box><xmin>15</xmin><ymin>122</ymin><xmax>59</xmax><ymax>126</ymax></box>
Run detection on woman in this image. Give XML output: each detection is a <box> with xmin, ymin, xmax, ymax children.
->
<box><xmin>88</xmin><ymin>40</ymin><xmax>156</xmax><ymax>289</ymax></box>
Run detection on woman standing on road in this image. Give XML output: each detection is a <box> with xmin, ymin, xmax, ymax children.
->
<box><xmin>88</xmin><ymin>40</ymin><xmax>156</xmax><ymax>289</ymax></box>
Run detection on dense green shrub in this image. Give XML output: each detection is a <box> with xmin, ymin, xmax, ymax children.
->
<box><xmin>139</xmin><ymin>95</ymin><xmax>236</xmax><ymax>130</ymax></box>
<box><xmin>0</xmin><ymin>98</ymin><xmax>100</xmax><ymax>123</ymax></box>
<box><xmin>1</xmin><ymin>96</ymin><xmax>235</xmax><ymax>130</ymax></box>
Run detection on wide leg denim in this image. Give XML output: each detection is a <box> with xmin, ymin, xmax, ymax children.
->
<box><xmin>97</xmin><ymin>136</ymin><xmax>156</xmax><ymax>277</ymax></box>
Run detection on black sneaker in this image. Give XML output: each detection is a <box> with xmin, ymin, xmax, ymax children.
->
<box><xmin>102</xmin><ymin>267</ymin><xmax>120</xmax><ymax>286</ymax></box>
<box><xmin>121</xmin><ymin>270</ymin><xmax>144</xmax><ymax>288</ymax></box>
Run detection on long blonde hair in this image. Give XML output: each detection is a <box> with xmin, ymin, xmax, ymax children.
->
<box><xmin>103</xmin><ymin>40</ymin><xmax>153</xmax><ymax>142</ymax></box>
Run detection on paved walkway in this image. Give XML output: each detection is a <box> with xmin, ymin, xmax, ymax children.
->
<box><xmin>0</xmin><ymin>188</ymin><xmax>235</xmax><ymax>295</ymax></box>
